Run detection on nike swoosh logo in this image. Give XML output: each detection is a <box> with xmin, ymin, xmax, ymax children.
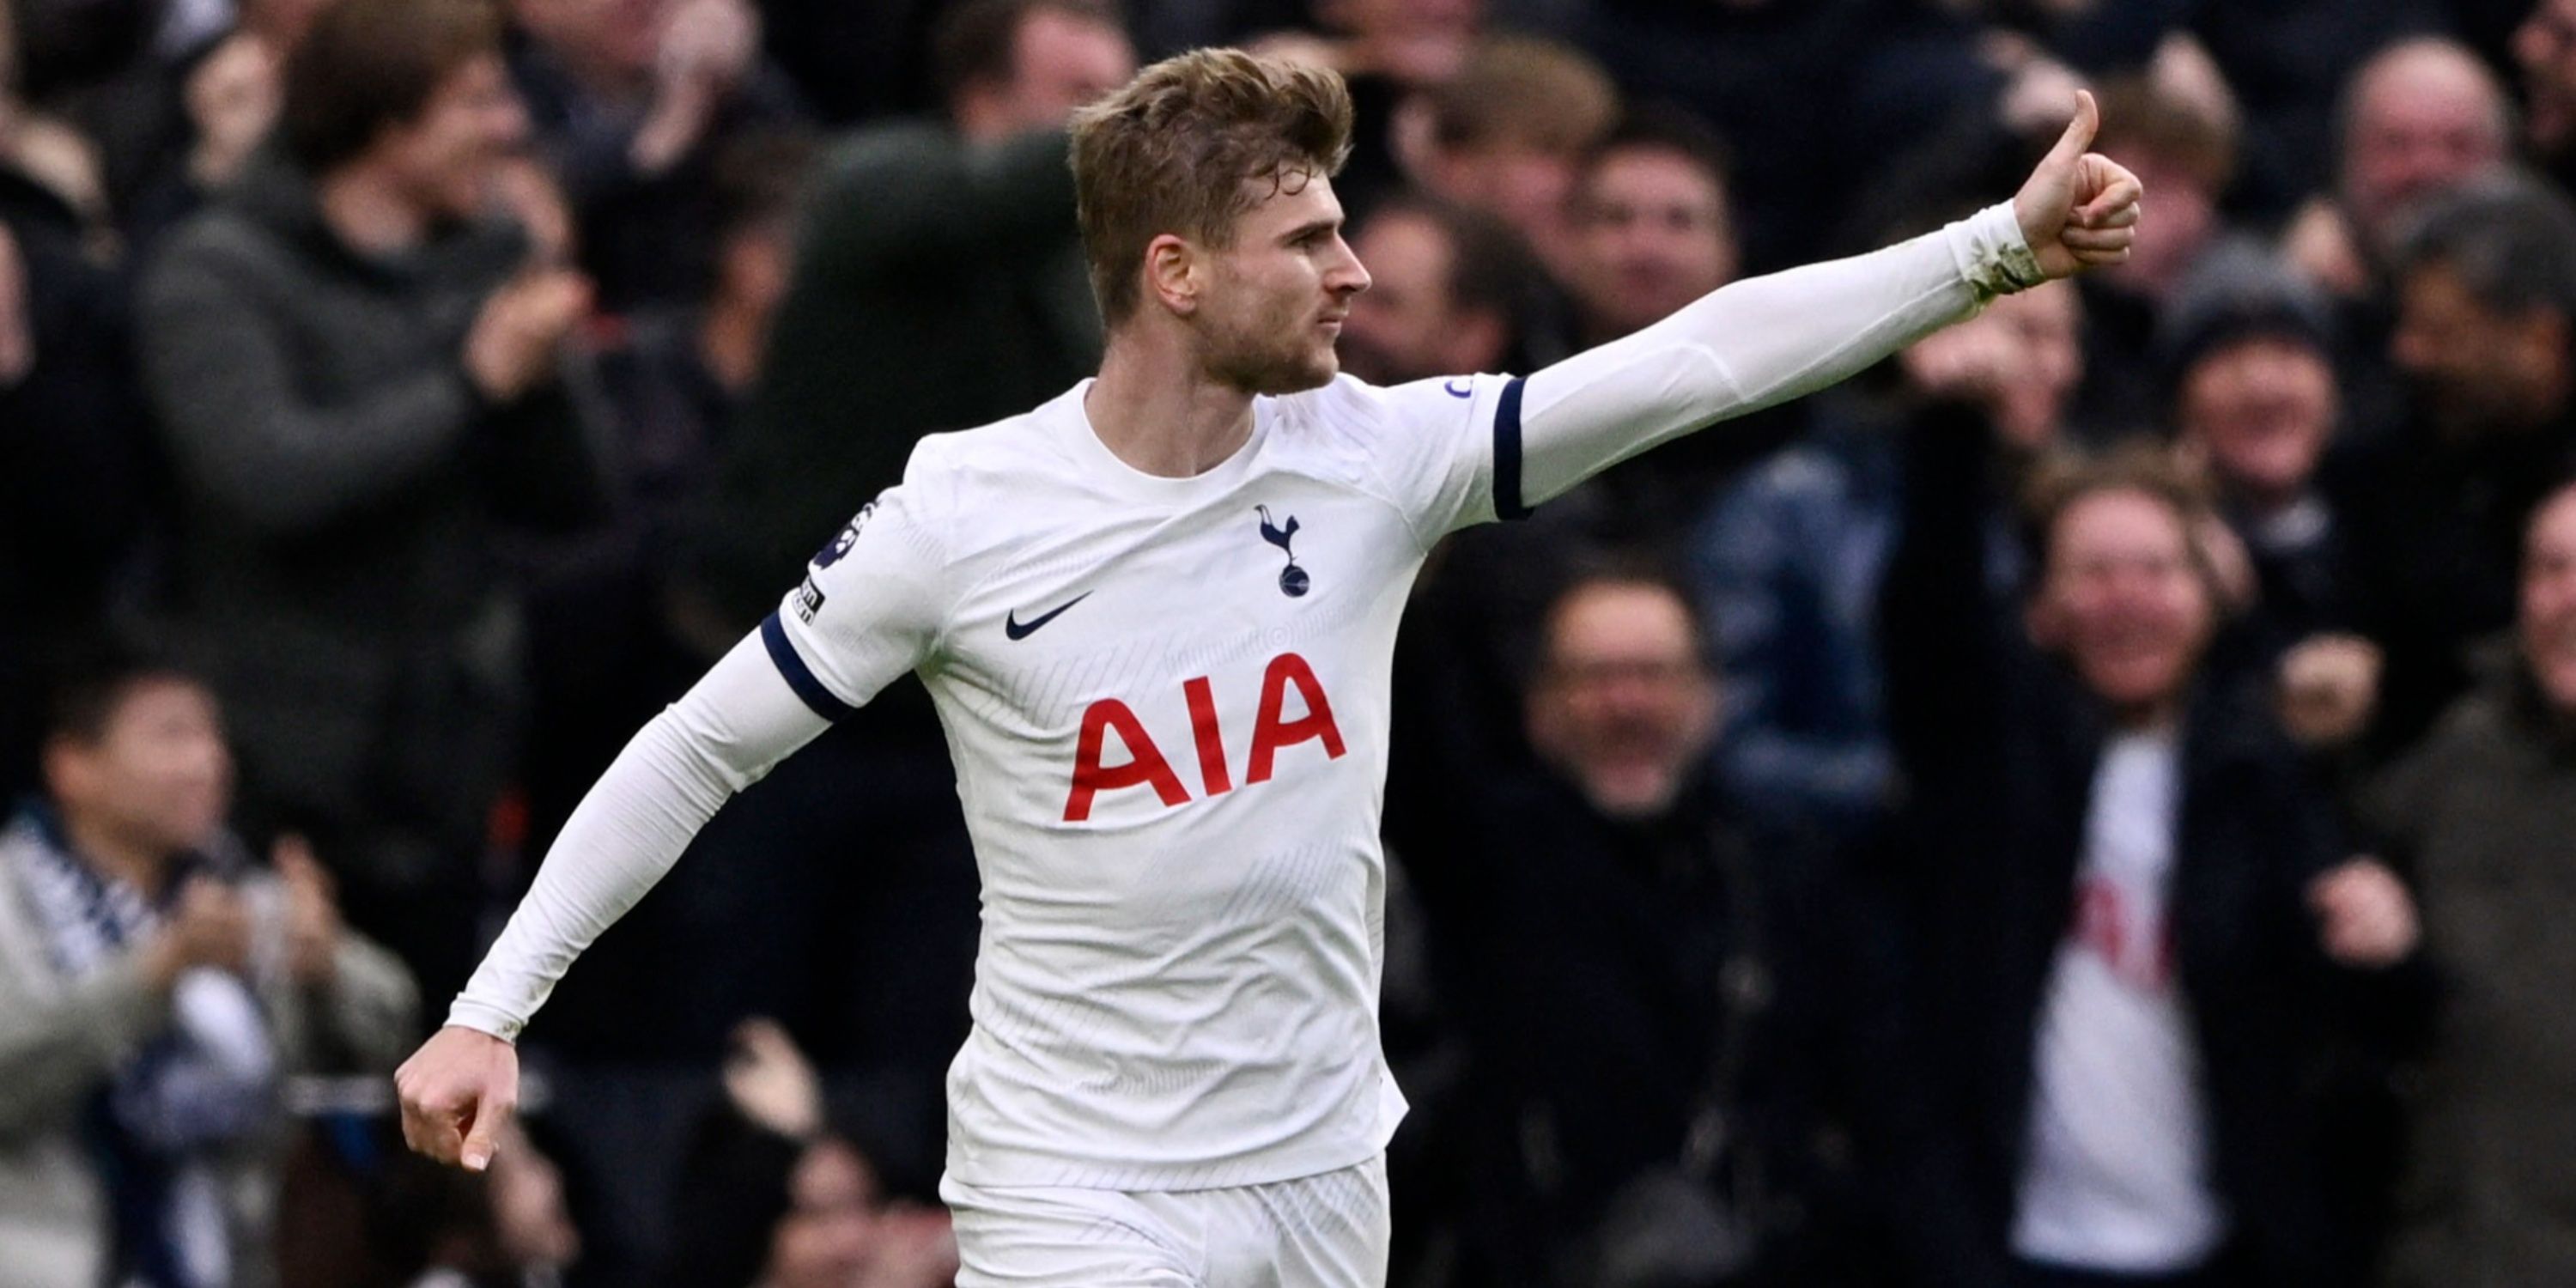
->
<box><xmin>1005</xmin><ymin>592</ymin><xmax>1092</xmax><ymax>641</ymax></box>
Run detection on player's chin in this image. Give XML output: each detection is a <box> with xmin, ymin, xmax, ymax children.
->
<box><xmin>1254</xmin><ymin>346</ymin><xmax>1341</xmax><ymax>395</ymax></box>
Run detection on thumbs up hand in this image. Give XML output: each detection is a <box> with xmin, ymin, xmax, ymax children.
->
<box><xmin>2013</xmin><ymin>89</ymin><xmax>2145</xmax><ymax>280</ymax></box>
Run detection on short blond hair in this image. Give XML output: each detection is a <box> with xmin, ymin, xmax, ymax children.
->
<box><xmin>1069</xmin><ymin>47</ymin><xmax>1353</xmax><ymax>325</ymax></box>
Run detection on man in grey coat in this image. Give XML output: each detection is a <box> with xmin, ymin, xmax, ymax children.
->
<box><xmin>135</xmin><ymin>0</ymin><xmax>607</xmax><ymax>998</ymax></box>
<box><xmin>2376</xmin><ymin>475</ymin><xmax>2576</xmax><ymax>1288</ymax></box>
<box><xmin>0</xmin><ymin>657</ymin><xmax>417</xmax><ymax>1288</ymax></box>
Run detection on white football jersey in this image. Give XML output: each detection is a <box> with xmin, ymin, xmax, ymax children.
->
<box><xmin>766</xmin><ymin>373</ymin><xmax>1522</xmax><ymax>1190</ymax></box>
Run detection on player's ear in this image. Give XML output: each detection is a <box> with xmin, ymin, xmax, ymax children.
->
<box><xmin>1145</xmin><ymin>234</ymin><xmax>1200</xmax><ymax>317</ymax></box>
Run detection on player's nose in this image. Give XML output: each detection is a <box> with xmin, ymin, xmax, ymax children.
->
<box><xmin>1327</xmin><ymin>237</ymin><xmax>1370</xmax><ymax>296</ymax></box>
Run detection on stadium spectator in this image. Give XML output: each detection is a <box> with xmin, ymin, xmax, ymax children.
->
<box><xmin>589</xmin><ymin>128</ymin><xmax>817</xmax><ymax>575</ymax></box>
<box><xmin>135</xmin><ymin>0</ymin><xmax>608</xmax><ymax>1002</ymax></box>
<box><xmin>1881</xmin><ymin>428</ymin><xmax>2419</xmax><ymax>1287</ymax></box>
<box><xmin>2372</xmin><ymin>476</ymin><xmax>2576</xmax><ymax>1288</ymax></box>
<box><xmin>1386</xmin><ymin>34</ymin><xmax>1619</xmax><ymax>275</ymax></box>
<box><xmin>2517</xmin><ymin>0</ymin><xmax>2576</xmax><ymax>191</ymax></box>
<box><xmin>1536</xmin><ymin>106</ymin><xmax>1775</xmax><ymax>539</ymax></box>
<box><xmin>691</xmin><ymin>0</ymin><xmax>1134</xmax><ymax>627</ymax></box>
<box><xmin>505</xmin><ymin>0</ymin><xmax>807</xmax><ymax>310</ymax></box>
<box><xmin>2336</xmin><ymin>179</ymin><xmax>2576</xmax><ymax>756</ymax></box>
<box><xmin>2044</xmin><ymin>0</ymin><xmax>2446</xmax><ymax>222</ymax></box>
<box><xmin>2075</xmin><ymin>65</ymin><xmax>2244</xmax><ymax>435</ymax></box>
<box><xmin>1389</xmin><ymin>561</ymin><xmax>1876</xmax><ymax>1286</ymax></box>
<box><xmin>1242</xmin><ymin>0</ymin><xmax>1489</xmax><ymax>223</ymax></box>
<box><xmin>1337</xmin><ymin>191</ymin><xmax>1534</xmax><ymax>385</ymax></box>
<box><xmin>653</xmin><ymin>1018</ymin><xmax>958</xmax><ymax>1288</ymax></box>
<box><xmin>1692</xmin><ymin>277</ymin><xmax>2082</xmax><ymax>847</ymax></box>
<box><xmin>0</xmin><ymin>656</ymin><xmax>417</xmax><ymax>1288</ymax></box>
<box><xmin>1561</xmin><ymin>108</ymin><xmax>1738</xmax><ymax>352</ymax></box>
<box><xmin>1576</xmin><ymin>0</ymin><xmax>1988</xmax><ymax>272</ymax></box>
<box><xmin>2282</xmin><ymin>38</ymin><xmax>2512</xmax><ymax>305</ymax></box>
<box><xmin>122</xmin><ymin>29</ymin><xmax>283</xmax><ymax>253</ymax></box>
<box><xmin>2156</xmin><ymin>245</ymin><xmax>2382</xmax><ymax>750</ymax></box>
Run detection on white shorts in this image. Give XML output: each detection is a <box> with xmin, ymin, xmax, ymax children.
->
<box><xmin>939</xmin><ymin>1155</ymin><xmax>1391</xmax><ymax>1287</ymax></box>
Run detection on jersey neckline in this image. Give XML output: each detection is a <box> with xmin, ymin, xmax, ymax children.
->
<box><xmin>1050</xmin><ymin>378</ymin><xmax>1275</xmax><ymax>508</ymax></box>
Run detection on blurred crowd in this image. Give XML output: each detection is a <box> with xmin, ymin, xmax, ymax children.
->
<box><xmin>6</xmin><ymin>0</ymin><xmax>2576</xmax><ymax>1285</ymax></box>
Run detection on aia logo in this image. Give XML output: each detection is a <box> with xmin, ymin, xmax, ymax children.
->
<box><xmin>1063</xmin><ymin>652</ymin><xmax>1346</xmax><ymax>822</ymax></box>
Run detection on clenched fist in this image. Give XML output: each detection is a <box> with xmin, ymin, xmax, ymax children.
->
<box><xmin>396</xmin><ymin>1024</ymin><xmax>520</xmax><ymax>1171</ymax></box>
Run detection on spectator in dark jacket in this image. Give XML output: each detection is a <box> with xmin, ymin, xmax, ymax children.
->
<box><xmin>2277</xmin><ymin>34</ymin><xmax>2508</xmax><ymax>434</ymax></box>
<box><xmin>504</xmin><ymin>0</ymin><xmax>808</xmax><ymax>311</ymax></box>
<box><xmin>689</xmin><ymin>0</ymin><xmax>1133</xmax><ymax>626</ymax></box>
<box><xmin>1692</xmin><ymin>278</ymin><xmax>2081</xmax><ymax>848</ymax></box>
<box><xmin>1881</xmin><ymin>425</ymin><xmax>2417</xmax><ymax>1288</ymax></box>
<box><xmin>1390</xmin><ymin>559</ymin><xmax>1880</xmax><ymax>1288</ymax></box>
<box><xmin>2165</xmin><ymin>246</ymin><xmax>2352</xmax><ymax>659</ymax></box>
<box><xmin>2336</xmin><ymin>178</ymin><xmax>2576</xmax><ymax>757</ymax></box>
<box><xmin>2154</xmin><ymin>245</ymin><xmax>2400</xmax><ymax>769</ymax></box>
<box><xmin>2372</xmin><ymin>477</ymin><xmax>2576</xmax><ymax>1288</ymax></box>
<box><xmin>135</xmin><ymin>0</ymin><xmax>607</xmax><ymax>1000</ymax></box>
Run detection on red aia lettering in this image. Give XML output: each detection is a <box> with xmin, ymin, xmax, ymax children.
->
<box><xmin>1247</xmin><ymin>652</ymin><xmax>1346</xmax><ymax>783</ymax></box>
<box><xmin>1062</xmin><ymin>653</ymin><xmax>1346</xmax><ymax>821</ymax></box>
<box><xmin>1062</xmin><ymin>698</ymin><xmax>1189</xmax><ymax>823</ymax></box>
<box><xmin>1183</xmin><ymin>676</ymin><xmax>1231</xmax><ymax>797</ymax></box>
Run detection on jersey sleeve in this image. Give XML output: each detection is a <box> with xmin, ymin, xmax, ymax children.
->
<box><xmin>762</xmin><ymin>463</ymin><xmax>955</xmax><ymax>720</ymax></box>
<box><xmin>1326</xmin><ymin>371</ymin><xmax>1523</xmax><ymax>546</ymax></box>
<box><xmin>1512</xmin><ymin>204</ymin><xmax>2041</xmax><ymax>509</ymax></box>
<box><xmin>446</xmin><ymin>631</ymin><xmax>833</xmax><ymax>1040</ymax></box>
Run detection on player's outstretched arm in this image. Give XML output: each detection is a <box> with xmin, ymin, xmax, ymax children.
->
<box><xmin>1505</xmin><ymin>90</ymin><xmax>2140</xmax><ymax>509</ymax></box>
<box><xmin>395</xmin><ymin>631</ymin><xmax>832</xmax><ymax>1170</ymax></box>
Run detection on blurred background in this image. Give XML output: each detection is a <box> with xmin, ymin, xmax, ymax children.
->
<box><xmin>5</xmin><ymin>0</ymin><xmax>2576</xmax><ymax>1285</ymax></box>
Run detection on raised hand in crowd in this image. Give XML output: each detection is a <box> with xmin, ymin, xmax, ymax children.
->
<box><xmin>2277</xmin><ymin>633</ymin><xmax>2384</xmax><ymax>750</ymax></box>
<box><xmin>723</xmin><ymin>1016</ymin><xmax>825</xmax><ymax>1141</ymax></box>
<box><xmin>141</xmin><ymin>875</ymin><xmax>254</xmax><ymax>986</ymax></box>
<box><xmin>273</xmin><ymin>834</ymin><xmax>346</xmax><ymax>987</ymax></box>
<box><xmin>1985</xmin><ymin>30</ymin><xmax>2090</xmax><ymax>139</ymax></box>
<box><xmin>463</xmin><ymin>267</ymin><xmax>592</xmax><ymax>404</ymax></box>
<box><xmin>2307</xmin><ymin>856</ymin><xmax>2419</xmax><ymax>969</ymax></box>
<box><xmin>633</xmin><ymin>0</ymin><xmax>762</xmax><ymax>174</ymax></box>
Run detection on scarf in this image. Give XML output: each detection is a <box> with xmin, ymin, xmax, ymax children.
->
<box><xmin>4</xmin><ymin>806</ymin><xmax>277</xmax><ymax>1288</ymax></box>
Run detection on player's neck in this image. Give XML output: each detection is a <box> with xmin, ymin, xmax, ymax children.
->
<box><xmin>1087</xmin><ymin>331</ymin><xmax>1256</xmax><ymax>478</ymax></box>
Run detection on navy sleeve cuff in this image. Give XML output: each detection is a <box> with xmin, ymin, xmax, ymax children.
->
<box><xmin>1494</xmin><ymin>376</ymin><xmax>1531</xmax><ymax>521</ymax></box>
<box><xmin>761</xmin><ymin>612</ymin><xmax>860</xmax><ymax>721</ymax></box>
